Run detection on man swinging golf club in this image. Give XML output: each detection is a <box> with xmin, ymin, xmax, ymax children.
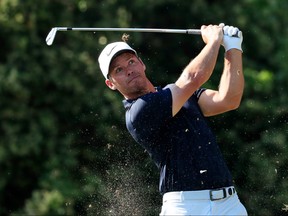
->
<box><xmin>98</xmin><ymin>23</ymin><xmax>247</xmax><ymax>215</ymax></box>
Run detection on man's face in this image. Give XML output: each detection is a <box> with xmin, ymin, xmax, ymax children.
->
<box><xmin>105</xmin><ymin>52</ymin><xmax>148</xmax><ymax>99</ymax></box>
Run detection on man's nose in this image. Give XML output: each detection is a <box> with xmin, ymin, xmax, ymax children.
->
<box><xmin>127</xmin><ymin>69</ymin><xmax>134</xmax><ymax>76</ymax></box>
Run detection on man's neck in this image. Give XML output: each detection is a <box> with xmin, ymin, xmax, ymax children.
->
<box><xmin>124</xmin><ymin>81</ymin><xmax>156</xmax><ymax>100</ymax></box>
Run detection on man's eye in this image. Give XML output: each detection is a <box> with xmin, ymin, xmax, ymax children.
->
<box><xmin>129</xmin><ymin>60</ymin><xmax>135</xmax><ymax>65</ymax></box>
<box><xmin>116</xmin><ymin>68</ymin><xmax>123</xmax><ymax>73</ymax></box>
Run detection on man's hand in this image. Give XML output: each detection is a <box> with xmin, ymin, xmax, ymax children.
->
<box><xmin>220</xmin><ymin>23</ymin><xmax>243</xmax><ymax>52</ymax></box>
<box><xmin>201</xmin><ymin>25</ymin><xmax>223</xmax><ymax>45</ymax></box>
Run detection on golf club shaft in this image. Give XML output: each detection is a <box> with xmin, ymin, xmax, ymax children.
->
<box><xmin>46</xmin><ymin>27</ymin><xmax>201</xmax><ymax>46</ymax></box>
<box><xmin>56</xmin><ymin>27</ymin><xmax>201</xmax><ymax>34</ymax></box>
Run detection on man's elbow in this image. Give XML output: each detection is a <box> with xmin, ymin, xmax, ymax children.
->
<box><xmin>226</xmin><ymin>95</ymin><xmax>243</xmax><ymax>111</ymax></box>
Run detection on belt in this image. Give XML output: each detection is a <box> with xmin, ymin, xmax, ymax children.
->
<box><xmin>163</xmin><ymin>186</ymin><xmax>236</xmax><ymax>202</ymax></box>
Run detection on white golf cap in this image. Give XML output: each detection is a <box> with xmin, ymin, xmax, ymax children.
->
<box><xmin>98</xmin><ymin>42</ymin><xmax>137</xmax><ymax>79</ymax></box>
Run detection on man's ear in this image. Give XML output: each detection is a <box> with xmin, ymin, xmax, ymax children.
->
<box><xmin>105</xmin><ymin>79</ymin><xmax>117</xmax><ymax>90</ymax></box>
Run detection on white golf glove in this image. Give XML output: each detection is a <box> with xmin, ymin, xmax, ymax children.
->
<box><xmin>219</xmin><ymin>23</ymin><xmax>243</xmax><ymax>52</ymax></box>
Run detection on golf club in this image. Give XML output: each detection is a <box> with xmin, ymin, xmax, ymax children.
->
<box><xmin>45</xmin><ymin>27</ymin><xmax>202</xmax><ymax>46</ymax></box>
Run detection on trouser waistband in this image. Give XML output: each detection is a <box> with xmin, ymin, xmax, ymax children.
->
<box><xmin>163</xmin><ymin>186</ymin><xmax>236</xmax><ymax>202</ymax></box>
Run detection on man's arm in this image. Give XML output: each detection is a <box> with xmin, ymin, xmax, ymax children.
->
<box><xmin>198</xmin><ymin>25</ymin><xmax>244</xmax><ymax>116</ymax></box>
<box><xmin>198</xmin><ymin>49</ymin><xmax>244</xmax><ymax>116</ymax></box>
<box><xmin>169</xmin><ymin>25</ymin><xmax>223</xmax><ymax>117</ymax></box>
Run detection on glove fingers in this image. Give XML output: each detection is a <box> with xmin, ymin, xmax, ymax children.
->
<box><xmin>227</xmin><ymin>26</ymin><xmax>235</xmax><ymax>36</ymax></box>
<box><xmin>223</xmin><ymin>25</ymin><xmax>230</xmax><ymax>35</ymax></box>
<box><xmin>238</xmin><ymin>30</ymin><xmax>242</xmax><ymax>38</ymax></box>
<box><xmin>219</xmin><ymin>23</ymin><xmax>225</xmax><ymax>28</ymax></box>
<box><xmin>232</xmin><ymin>27</ymin><xmax>239</xmax><ymax>36</ymax></box>
<box><xmin>225</xmin><ymin>26</ymin><xmax>240</xmax><ymax>37</ymax></box>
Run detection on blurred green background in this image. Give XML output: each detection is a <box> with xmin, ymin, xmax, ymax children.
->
<box><xmin>0</xmin><ymin>0</ymin><xmax>287</xmax><ymax>215</ymax></box>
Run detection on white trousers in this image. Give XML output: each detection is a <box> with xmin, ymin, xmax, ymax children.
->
<box><xmin>160</xmin><ymin>190</ymin><xmax>247</xmax><ymax>216</ymax></box>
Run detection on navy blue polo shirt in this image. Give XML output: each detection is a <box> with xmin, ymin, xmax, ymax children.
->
<box><xmin>123</xmin><ymin>86</ymin><xmax>233</xmax><ymax>195</ymax></box>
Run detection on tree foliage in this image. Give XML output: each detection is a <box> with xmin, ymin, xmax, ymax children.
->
<box><xmin>0</xmin><ymin>0</ymin><xmax>287</xmax><ymax>215</ymax></box>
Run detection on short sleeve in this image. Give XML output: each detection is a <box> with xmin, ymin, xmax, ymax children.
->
<box><xmin>194</xmin><ymin>88</ymin><xmax>206</xmax><ymax>101</ymax></box>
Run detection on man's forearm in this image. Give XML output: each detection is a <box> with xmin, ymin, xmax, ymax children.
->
<box><xmin>218</xmin><ymin>49</ymin><xmax>244</xmax><ymax>108</ymax></box>
<box><xmin>181</xmin><ymin>41</ymin><xmax>221</xmax><ymax>88</ymax></box>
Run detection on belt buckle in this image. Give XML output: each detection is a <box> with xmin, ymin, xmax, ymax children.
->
<box><xmin>209</xmin><ymin>188</ymin><xmax>226</xmax><ymax>201</ymax></box>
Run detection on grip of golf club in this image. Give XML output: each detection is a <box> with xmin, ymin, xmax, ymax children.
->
<box><xmin>186</xmin><ymin>29</ymin><xmax>241</xmax><ymax>38</ymax></box>
<box><xmin>186</xmin><ymin>29</ymin><xmax>202</xmax><ymax>35</ymax></box>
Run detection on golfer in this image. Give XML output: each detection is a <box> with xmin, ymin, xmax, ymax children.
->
<box><xmin>98</xmin><ymin>24</ymin><xmax>247</xmax><ymax>215</ymax></box>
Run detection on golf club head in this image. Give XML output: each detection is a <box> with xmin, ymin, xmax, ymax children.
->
<box><xmin>46</xmin><ymin>28</ymin><xmax>58</xmax><ymax>46</ymax></box>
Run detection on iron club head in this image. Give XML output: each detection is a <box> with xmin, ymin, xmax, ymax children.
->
<box><xmin>46</xmin><ymin>28</ymin><xmax>58</xmax><ymax>46</ymax></box>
